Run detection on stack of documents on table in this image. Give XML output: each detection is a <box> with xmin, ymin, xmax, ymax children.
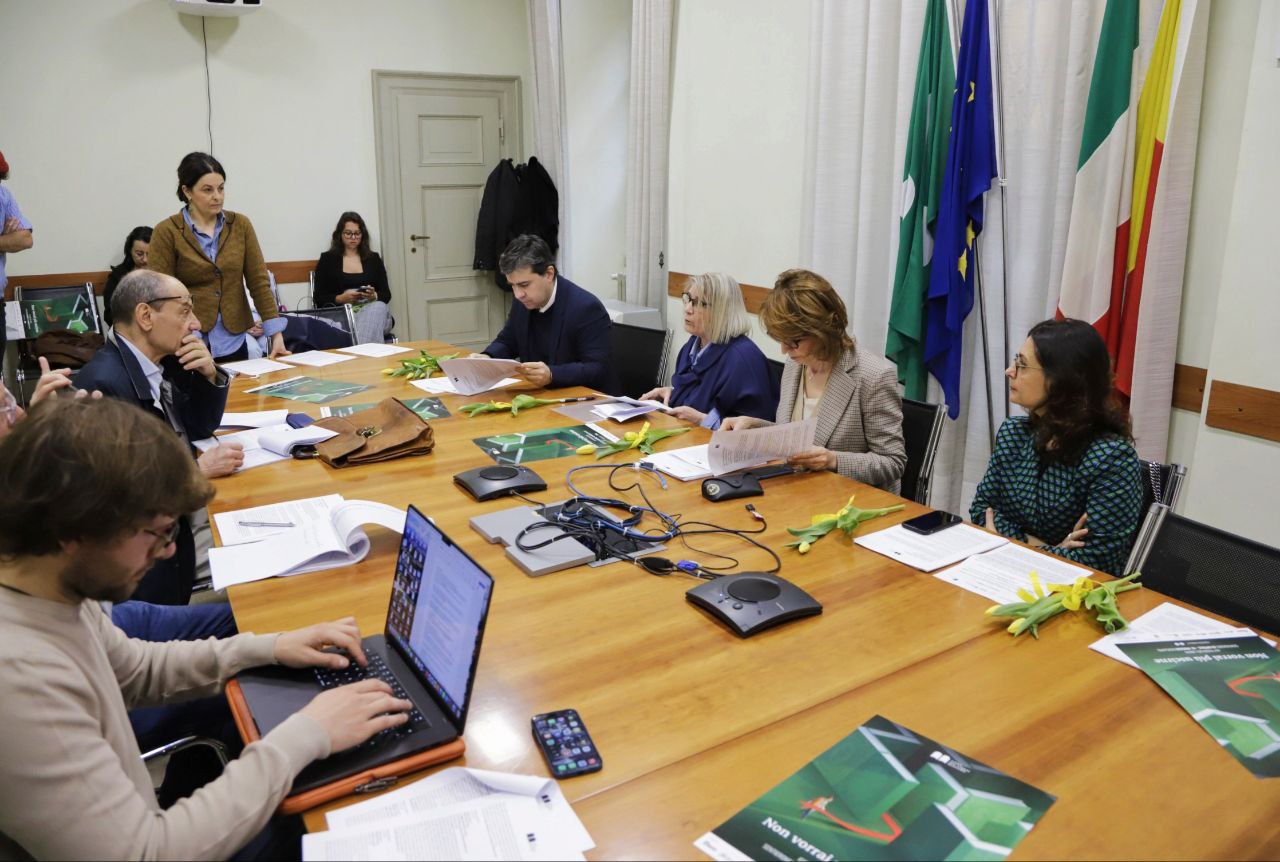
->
<box><xmin>302</xmin><ymin>767</ymin><xmax>594</xmax><ymax>862</ymax></box>
<box><xmin>208</xmin><ymin>496</ymin><xmax>405</xmax><ymax>590</ymax></box>
<box><xmin>591</xmin><ymin>396</ymin><xmax>669</xmax><ymax>422</ymax></box>
<box><xmin>438</xmin><ymin>356</ymin><xmax>524</xmax><ymax>395</ymax></box>
<box><xmin>280</xmin><ymin>349</ymin><xmax>357</xmax><ymax>368</ymax></box>
<box><xmin>854</xmin><ymin>522</ymin><xmax>1008</xmax><ymax>572</ymax></box>
<box><xmin>217</xmin><ymin>409</ymin><xmax>289</xmax><ymax>430</ymax></box>
<box><xmin>1090</xmin><ymin>602</ymin><xmax>1277</xmax><ymax>668</ymax></box>
<box><xmin>932</xmin><ymin>542</ymin><xmax>1090</xmax><ymax>601</ymax></box>
<box><xmin>337</xmin><ymin>342</ymin><xmax>413</xmax><ymax>357</ymax></box>
<box><xmin>192</xmin><ymin>423</ymin><xmax>338</xmax><ymax>472</ymax></box>
<box><xmin>219</xmin><ymin>356</ymin><xmax>294</xmax><ymax>377</ymax></box>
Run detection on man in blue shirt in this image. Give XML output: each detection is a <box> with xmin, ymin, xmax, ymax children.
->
<box><xmin>480</xmin><ymin>234</ymin><xmax>612</xmax><ymax>391</ymax></box>
<box><xmin>0</xmin><ymin>149</ymin><xmax>34</xmax><ymax>371</ymax></box>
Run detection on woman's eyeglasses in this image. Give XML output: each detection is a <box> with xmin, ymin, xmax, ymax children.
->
<box><xmin>0</xmin><ymin>388</ymin><xmax>18</xmax><ymax>427</ymax></box>
<box><xmin>680</xmin><ymin>293</ymin><xmax>708</xmax><ymax>309</ymax></box>
<box><xmin>342</xmin><ymin>230</ymin><xmax>362</xmax><ymax>239</ymax></box>
<box><xmin>1010</xmin><ymin>355</ymin><xmax>1043</xmax><ymax>377</ymax></box>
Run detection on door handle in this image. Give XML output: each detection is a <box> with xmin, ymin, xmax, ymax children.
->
<box><xmin>409</xmin><ymin>234</ymin><xmax>430</xmax><ymax>253</ymax></box>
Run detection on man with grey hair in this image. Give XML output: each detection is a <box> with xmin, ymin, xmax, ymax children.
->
<box><xmin>478</xmin><ymin>233</ymin><xmax>612</xmax><ymax>391</ymax></box>
<box><xmin>77</xmin><ymin>269</ymin><xmax>241</xmax><ymax>603</ymax></box>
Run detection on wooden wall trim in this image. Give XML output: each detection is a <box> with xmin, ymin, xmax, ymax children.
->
<box><xmin>1172</xmin><ymin>363</ymin><xmax>1208</xmax><ymax>413</ymax></box>
<box><xmin>4</xmin><ymin>260</ymin><xmax>318</xmax><ymax>300</ymax></box>
<box><xmin>667</xmin><ymin>270</ymin><xmax>771</xmax><ymax>315</ymax></box>
<box><xmin>1205</xmin><ymin>379</ymin><xmax>1280</xmax><ymax>444</ymax></box>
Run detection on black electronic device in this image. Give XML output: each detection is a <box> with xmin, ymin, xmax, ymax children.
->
<box><xmin>532</xmin><ymin>709</ymin><xmax>602</xmax><ymax>778</ymax></box>
<box><xmin>701</xmin><ymin>464</ymin><xmax>795</xmax><ymax>502</ymax></box>
<box><xmin>685</xmin><ymin>572</ymin><xmax>822</xmax><ymax>637</ymax></box>
<box><xmin>454</xmin><ymin>465</ymin><xmax>548</xmax><ymax>502</ymax></box>
<box><xmin>901</xmin><ymin>510</ymin><xmax>963</xmax><ymax>535</ymax></box>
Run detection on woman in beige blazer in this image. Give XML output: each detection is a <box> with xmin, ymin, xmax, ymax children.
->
<box><xmin>722</xmin><ymin>269</ymin><xmax>906</xmax><ymax>492</ymax></box>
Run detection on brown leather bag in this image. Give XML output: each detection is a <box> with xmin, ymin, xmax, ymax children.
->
<box><xmin>311</xmin><ymin>397</ymin><xmax>434</xmax><ymax>467</ymax></box>
<box><xmin>32</xmin><ymin>329</ymin><xmax>105</xmax><ymax>369</ymax></box>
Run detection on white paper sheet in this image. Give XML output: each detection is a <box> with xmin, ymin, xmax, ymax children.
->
<box><xmin>1089</xmin><ymin>602</ymin><xmax>1275</xmax><ymax>668</ymax></box>
<box><xmin>410</xmin><ymin>375</ymin><xmax>520</xmax><ymax>396</ymax></box>
<box><xmin>4</xmin><ymin>301</ymin><xmax>23</xmax><ymax>339</ymax></box>
<box><xmin>933</xmin><ymin>543</ymin><xmax>1093</xmax><ymax>603</ymax></box>
<box><xmin>220</xmin><ymin>357</ymin><xmax>294</xmax><ymax>377</ymax></box>
<box><xmin>592</xmin><ymin>397</ymin><xmax>669</xmax><ymax>422</ymax></box>
<box><xmin>218</xmin><ymin>410</ymin><xmax>290</xmax><ymax>429</ymax></box>
<box><xmin>337</xmin><ymin>342</ymin><xmax>414</xmax><ymax>357</ymax></box>
<box><xmin>641</xmin><ymin>444</ymin><xmax>762</xmax><ymax>481</ymax></box>
<box><xmin>212</xmin><ymin>494</ymin><xmax>344</xmax><ymax>545</ymax></box>
<box><xmin>280</xmin><ymin>350</ymin><xmax>357</xmax><ymax>367</ymax></box>
<box><xmin>854</xmin><ymin>523</ymin><xmax>1008</xmax><ymax>572</ymax></box>
<box><xmin>245</xmin><ymin>374</ymin><xmax>305</xmax><ymax>393</ymax></box>
<box><xmin>707</xmin><ymin>417</ymin><xmax>816</xmax><ymax>474</ymax></box>
<box><xmin>438</xmin><ymin>357</ymin><xmax>524</xmax><ymax>396</ymax></box>
<box><xmin>192</xmin><ymin>424</ymin><xmax>337</xmax><ymax>472</ymax></box>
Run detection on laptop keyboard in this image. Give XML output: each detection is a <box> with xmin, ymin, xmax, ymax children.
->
<box><xmin>314</xmin><ymin>652</ymin><xmax>431</xmax><ymax>749</ymax></box>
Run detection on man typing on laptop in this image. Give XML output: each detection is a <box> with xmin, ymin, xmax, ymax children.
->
<box><xmin>0</xmin><ymin>398</ymin><xmax>413</xmax><ymax>861</ymax></box>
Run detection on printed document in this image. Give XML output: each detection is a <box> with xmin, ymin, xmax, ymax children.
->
<box><xmin>933</xmin><ymin>542</ymin><xmax>1092</xmax><ymax>602</ymax></box>
<box><xmin>218</xmin><ymin>410</ymin><xmax>289</xmax><ymax>429</ymax></box>
<box><xmin>591</xmin><ymin>397</ymin><xmax>669</xmax><ymax>422</ymax></box>
<box><xmin>707</xmin><ymin>417</ymin><xmax>816</xmax><ymax>475</ymax></box>
<box><xmin>208</xmin><ymin>499</ymin><xmax>405</xmax><ymax>590</ymax></box>
<box><xmin>219</xmin><ymin>357</ymin><xmax>293</xmax><ymax>377</ymax></box>
<box><xmin>411</xmin><ymin>375</ymin><xmax>521</xmax><ymax>396</ymax></box>
<box><xmin>642</xmin><ymin>444</ymin><xmax>767</xmax><ymax>481</ymax></box>
<box><xmin>438</xmin><ymin>357</ymin><xmax>524</xmax><ymax>396</ymax></box>
<box><xmin>280</xmin><ymin>349</ymin><xmax>357</xmax><ymax>367</ymax></box>
<box><xmin>854</xmin><ymin>523</ymin><xmax>1007</xmax><ymax>572</ymax></box>
<box><xmin>1090</xmin><ymin>602</ymin><xmax>1275</xmax><ymax>668</ymax></box>
<box><xmin>213</xmin><ymin>493</ymin><xmax>344</xmax><ymax>545</ymax></box>
<box><xmin>337</xmin><ymin>342</ymin><xmax>413</xmax><ymax>357</ymax></box>
<box><xmin>192</xmin><ymin>423</ymin><xmax>337</xmax><ymax>472</ymax></box>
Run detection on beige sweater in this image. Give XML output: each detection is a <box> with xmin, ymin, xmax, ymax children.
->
<box><xmin>0</xmin><ymin>589</ymin><xmax>330</xmax><ymax>861</ymax></box>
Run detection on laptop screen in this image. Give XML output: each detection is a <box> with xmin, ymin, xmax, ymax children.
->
<box><xmin>385</xmin><ymin>505</ymin><xmax>494</xmax><ymax>726</ymax></box>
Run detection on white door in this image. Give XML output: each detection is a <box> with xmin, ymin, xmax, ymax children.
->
<box><xmin>374</xmin><ymin>74</ymin><xmax>522</xmax><ymax>349</ymax></box>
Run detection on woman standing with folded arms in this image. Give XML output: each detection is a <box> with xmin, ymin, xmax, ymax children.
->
<box><xmin>148</xmin><ymin>152</ymin><xmax>288</xmax><ymax>362</ymax></box>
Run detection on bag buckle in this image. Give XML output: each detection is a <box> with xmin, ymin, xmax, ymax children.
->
<box><xmin>356</xmin><ymin>426</ymin><xmax>382</xmax><ymax>439</ymax></box>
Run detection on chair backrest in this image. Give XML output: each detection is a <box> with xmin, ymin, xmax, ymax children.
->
<box><xmin>609</xmin><ymin>322</ymin><xmax>671</xmax><ymax>398</ymax></box>
<box><xmin>1138</xmin><ymin>506</ymin><xmax>1280</xmax><ymax>635</ymax></box>
<box><xmin>899</xmin><ymin>397</ymin><xmax>945</xmax><ymax>505</ymax></box>
<box><xmin>765</xmin><ymin>358</ymin><xmax>784</xmax><ymax>396</ymax></box>
<box><xmin>282</xmin><ymin>305</ymin><xmax>357</xmax><ymax>349</ymax></box>
<box><xmin>1139</xmin><ymin>459</ymin><xmax>1188</xmax><ymax>514</ymax></box>
<box><xmin>14</xmin><ymin>283</ymin><xmax>101</xmax><ymax>337</ymax></box>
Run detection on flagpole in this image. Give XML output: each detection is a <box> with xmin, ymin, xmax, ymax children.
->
<box><xmin>988</xmin><ymin>0</ymin><xmax>1012</xmax><ymax>418</ymax></box>
<box><xmin>974</xmin><ymin>238</ymin><xmax>996</xmax><ymax>453</ymax></box>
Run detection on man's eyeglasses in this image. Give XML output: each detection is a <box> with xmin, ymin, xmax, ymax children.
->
<box><xmin>141</xmin><ymin>521</ymin><xmax>181</xmax><ymax>550</ymax></box>
<box><xmin>1010</xmin><ymin>355</ymin><xmax>1043</xmax><ymax>377</ymax></box>
<box><xmin>680</xmin><ymin>293</ymin><xmax>708</xmax><ymax>309</ymax></box>
<box><xmin>342</xmin><ymin>230</ymin><xmax>363</xmax><ymax>239</ymax></box>
<box><xmin>146</xmin><ymin>295</ymin><xmax>195</xmax><ymax>316</ymax></box>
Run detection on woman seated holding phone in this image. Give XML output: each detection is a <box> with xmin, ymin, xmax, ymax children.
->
<box><xmin>313</xmin><ymin>211</ymin><xmax>392</xmax><ymax>344</ymax></box>
<box><xmin>970</xmin><ymin>318</ymin><xmax>1143</xmax><ymax>576</ymax></box>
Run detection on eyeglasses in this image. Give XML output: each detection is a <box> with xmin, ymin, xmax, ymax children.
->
<box><xmin>146</xmin><ymin>295</ymin><xmax>195</xmax><ymax>316</ymax></box>
<box><xmin>0</xmin><ymin>388</ymin><xmax>18</xmax><ymax>427</ymax></box>
<box><xmin>680</xmin><ymin>293</ymin><xmax>708</xmax><ymax>309</ymax></box>
<box><xmin>141</xmin><ymin>520</ymin><xmax>180</xmax><ymax>550</ymax></box>
<box><xmin>342</xmin><ymin>230</ymin><xmax>362</xmax><ymax>238</ymax></box>
<box><xmin>780</xmin><ymin>337</ymin><xmax>803</xmax><ymax>351</ymax></box>
<box><xmin>1010</xmin><ymin>355</ymin><xmax>1043</xmax><ymax>377</ymax></box>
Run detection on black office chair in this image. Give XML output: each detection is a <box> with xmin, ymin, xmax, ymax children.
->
<box><xmin>610</xmin><ymin>322</ymin><xmax>671</xmax><ymax>398</ymax></box>
<box><xmin>282</xmin><ymin>305</ymin><xmax>358</xmax><ymax>351</ymax></box>
<box><xmin>1129</xmin><ymin>505</ymin><xmax>1280</xmax><ymax>635</ymax></box>
<box><xmin>765</xmin><ymin>358</ymin><xmax>784</xmax><ymax>396</ymax></box>
<box><xmin>900</xmin><ymin>398</ymin><xmax>946</xmax><ymax>505</ymax></box>
<box><xmin>12</xmin><ymin>283</ymin><xmax>101</xmax><ymax>407</ymax></box>
<box><xmin>1139</xmin><ymin>459</ymin><xmax>1187</xmax><ymax>514</ymax></box>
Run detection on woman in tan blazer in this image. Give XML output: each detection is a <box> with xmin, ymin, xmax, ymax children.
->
<box><xmin>722</xmin><ymin>269</ymin><xmax>906</xmax><ymax>492</ymax></box>
<box><xmin>148</xmin><ymin>152</ymin><xmax>287</xmax><ymax>361</ymax></box>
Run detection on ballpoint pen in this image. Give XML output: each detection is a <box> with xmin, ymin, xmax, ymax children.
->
<box><xmin>237</xmin><ymin>520</ymin><xmax>296</xmax><ymax>528</ymax></box>
<box><xmin>554</xmin><ymin>397</ymin><xmax>597</xmax><ymax>403</ymax></box>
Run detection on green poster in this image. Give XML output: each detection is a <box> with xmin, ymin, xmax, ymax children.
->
<box><xmin>323</xmin><ymin>397</ymin><xmax>450</xmax><ymax>421</ymax></box>
<box><xmin>20</xmin><ymin>294</ymin><xmax>95</xmax><ymax>336</ymax></box>
<box><xmin>1118</xmin><ymin>635</ymin><xmax>1280</xmax><ymax>778</ymax></box>
<box><xmin>696</xmin><ymin>715</ymin><xmax>1056</xmax><ymax>862</ymax></box>
<box><xmin>251</xmin><ymin>376</ymin><xmax>373</xmax><ymax>404</ymax></box>
<box><xmin>474</xmin><ymin>425</ymin><xmax>613</xmax><ymax>465</ymax></box>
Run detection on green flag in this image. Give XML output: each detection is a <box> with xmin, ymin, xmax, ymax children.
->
<box><xmin>886</xmin><ymin>0</ymin><xmax>955</xmax><ymax>400</ymax></box>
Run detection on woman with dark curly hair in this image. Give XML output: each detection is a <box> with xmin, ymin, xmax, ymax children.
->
<box><xmin>970</xmin><ymin>318</ymin><xmax>1143</xmax><ymax>575</ymax></box>
<box><xmin>102</xmin><ymin>225</ymin><xmax>151</xmax><ymax>326</ymax></box>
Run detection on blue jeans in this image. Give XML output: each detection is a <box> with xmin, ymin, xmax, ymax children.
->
<box><xmin>110</xmin><ymin>601</ymin><xmax>241</xmax><ymax>752</ymax></box>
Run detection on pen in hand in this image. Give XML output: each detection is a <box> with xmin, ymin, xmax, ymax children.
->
<box><xmin>237</xmin><ymin>520</ymin><xmax>295</xmax><ymax>528</ymax></box>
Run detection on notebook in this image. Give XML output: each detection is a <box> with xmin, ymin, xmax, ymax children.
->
<box><xmin>232</xmin><ymin>505</ymin><xmax>495</xmax><ymax>794</ymax></box>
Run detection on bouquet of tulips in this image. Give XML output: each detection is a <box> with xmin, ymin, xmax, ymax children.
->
<box><xmin>785</xmin><ymin>495</ymin><xmax>904</xmax><ymax>553</ymax></box>
<box><xmin>985</xmin><ymin>571</ymin><xmax>1142</xmax><ymax>638</ymax></box>
<box><xmin>381</xmin><ymin>350</ymin><xmax>457</xmax><ymax>380</ymax></box>
<box><xmin>576</xmin><ymin>421</ymin><xmax>689</xmax><ymax>459</ymax></box>
<box><xmin>460</xmin><ymin>394</ymin><xmax>559</xmax><ymax>417</ymax></box>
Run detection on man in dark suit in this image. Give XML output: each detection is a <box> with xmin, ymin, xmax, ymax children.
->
<box><xmin>77</xmin><ymin>269</ymin><xmax>241</xmax><ymax>603</ymax></box>
<box><xmin>479</xmin><ymin>234</ymin><xmax>612</xmax><ymax>391</ymax></box>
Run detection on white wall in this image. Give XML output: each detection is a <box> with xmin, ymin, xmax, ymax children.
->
<box><xmin>1164</xmin><ymin>0</ymin><xmax>1280</xmax><ymax>545</ymax></box>
<box><xmin>561</xmin><ymin>0</ymin><xmax>630</xmax><ymax>299</ymax></box>
<box><xmin>1</xmin><ymin>0</ymin><xmax>534</xmax><ymax>279</ymax></box>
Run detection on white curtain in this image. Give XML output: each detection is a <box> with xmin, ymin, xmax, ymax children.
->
<box><xmin>802</xmin><ymin>0</ymin><xmax>1205</xmax><ymax>516</ymax></box>
<box><xmin>624</xmin><ymin>0</ymin><xmax>674</xmax><ymax>315</ymax></box>
<box><xmin>527</xmin><ymin>0</ymin><xmax>572</xmax><ymax>273</ymax></box>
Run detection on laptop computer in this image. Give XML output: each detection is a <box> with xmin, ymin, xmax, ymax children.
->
<box><xmin>235</xmin><ymin>504</ymin><xmax>495</xmax><ymax>793</ymax></box>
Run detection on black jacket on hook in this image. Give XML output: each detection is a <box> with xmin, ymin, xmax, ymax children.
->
<box><xmin>473</xmin><ymin>156</ymin><xmax>559</xmax><ymax>291</ymax></box>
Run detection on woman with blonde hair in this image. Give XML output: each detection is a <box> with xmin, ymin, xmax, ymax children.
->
<box><xmin>642</xmin><ymin>272</ymin><xmax>777</xmax><ymax>428</ymax></box>
<box><xmin>722</xmin><ymin>268</ymin><xmax>906</xmax><ymax>491</ymax></box>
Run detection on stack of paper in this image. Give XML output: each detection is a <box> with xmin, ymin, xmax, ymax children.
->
<box><xmin>438</xmin><ymin>356</ymin><xmax>524</xmax><ymax>395</ymax></box>
<box><xmin>220</xmin><ymin>356</ymin><xmax>294</xmax><ymax>377</ymax></box>
<box><xmin>192</xmin><ymin>423</ymin><xmax>338</xmax><ymax>472</ymax></box>
<box><xmin>591</xmin><ymin>396</ymin><xmax>669</xmax><ymax>422</ymax></box>
<box><xmin>337</xmin><ymin>342</ymin><xmax>413</xmax><ymax>357</ymax></box>
<box><xmin>302</xmin><ymin>767</ymin><xmax>594</xmax><ymax>862</ymax></box>
<box><xmin>281</xmin><ymin>350</ymin><xmax>357</xmax><ymax>368</ymax></box>
<box><xmin>854</xmin><ymin>523</ymin><xmax>1008</xmax><ymax>572</ymax></box>
<box><xmin>1091</xmin><ymin>602</ymin><xmax>1276</xmax><ymax>668</ymax></box>
<box><xmin>212</xmin><ymin>493</ymin><xmax>344</xmax><ymax>545</ymax></box>
<box><xmin>933</xmin><ymin>542</ymin><xmax>1090</xmax><ymax>601</ymax></box>
<box><xmin>217</xmin><ymin>410</ymin><xmax>289</xmax><ymax>430</ymax></box>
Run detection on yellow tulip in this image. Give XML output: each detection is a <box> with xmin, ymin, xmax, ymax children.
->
<box><xmin>493</xmin><ymin>402</ymin><xmax>511</xmax><ymax>409</ymax></box>
<box><xmin>381</xmin><ymin>368</ymin><xmax>394</xmax><ymax>375</ymax></box>
<box><xmin>576</xmin><ymin>444</ymin><xmax>597</xmax><ymax>455</ymax></box>
<box><xmin>798</xmin><ymin>541</ymin><xmax>812</xmax><ymax>554</ymax></box>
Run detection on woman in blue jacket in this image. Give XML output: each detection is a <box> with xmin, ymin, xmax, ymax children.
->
<box><xmin>643</xmin><ymin>272</ymin><xmax>778</xmax><ymax>428</ymax></box>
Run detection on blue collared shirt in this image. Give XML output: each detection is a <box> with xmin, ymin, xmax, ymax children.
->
<box><xmin>182</xmin><ymin>208</ymin><xmax>284</xmax><ymax>358</ymax></box>
<box><xmin>115</xmin><ymin>330</ymin><xmax>163</xmax><ymax>408</ymax></box>
<box><xmin>0</xmin><ymin>186</ymin><xmax>33</xmax><ymax>296</ymax></box>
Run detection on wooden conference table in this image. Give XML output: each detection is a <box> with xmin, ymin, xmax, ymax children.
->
<box><xmin>215</xmin><ymin>340</ymin><xmax>1280</xmax><ymax>860</ymax></box>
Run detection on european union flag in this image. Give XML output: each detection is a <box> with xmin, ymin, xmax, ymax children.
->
<box><xmin>924</xmin><ymin>0</ymin><xmax>998</xmax><ymax>420</ymax></box>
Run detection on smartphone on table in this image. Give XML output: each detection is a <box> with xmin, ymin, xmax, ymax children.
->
<box><xmin>901</xmin><ymin>510</ymin><xmax>963</xmax><ymax>535</ymax></box>
<box><xmin>532</xmin><ymin>709</ymin><xmax>602</xmax><ymax>778</ymax></box>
